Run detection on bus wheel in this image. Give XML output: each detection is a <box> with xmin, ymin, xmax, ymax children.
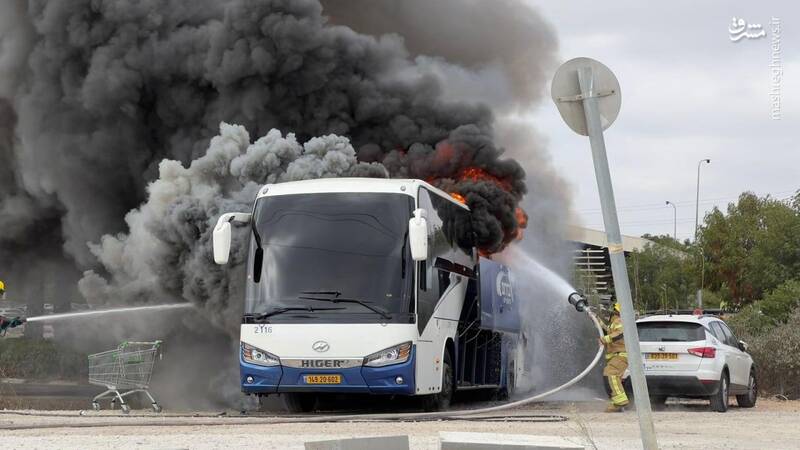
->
<box><xmin>423</xmin><ymin>351</ymin><xmax>454</xmax><ymax>411</ymax></box>
<box><xmin>496</xmin><ymin>361</ymin><xmax>515</xmax><ymax>401</ymax></box>
<box><xmin>282</xmin><ymin>393</ymin><xmax>317</xmax><ymax>413</ymax></box>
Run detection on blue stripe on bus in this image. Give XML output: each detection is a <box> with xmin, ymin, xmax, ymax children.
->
<box><xmin>240</xmin><ymin>346</ymin><xmax>416</xmax><ymax>395</ymax></box>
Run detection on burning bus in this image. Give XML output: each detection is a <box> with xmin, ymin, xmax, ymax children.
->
<box><xmin>213</xmin><ymin>178</ymin><xmax>525</xmax><ymax>412</ymax></box>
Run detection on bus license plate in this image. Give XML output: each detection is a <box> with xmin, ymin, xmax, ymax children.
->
<box><xmin>647</xmin><ymin>353</ymin><xmax>678</xmax><ymax>360</ymax></box>
<box><xmin>304</xmin><ymin>375</ymin><xmax>342</xmax><ymax>384</ymax></box>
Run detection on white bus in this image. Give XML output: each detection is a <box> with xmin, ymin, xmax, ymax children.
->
<box><xmin>213</xmin><ymin>178</ymin><xmax>524</xmax><ymax>412</ymax></box>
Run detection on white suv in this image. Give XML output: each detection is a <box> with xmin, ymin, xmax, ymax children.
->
<box><xmin>633</xmin><ymin>314</ymin><xmax>756</xmax><ymax>412</ymax></box>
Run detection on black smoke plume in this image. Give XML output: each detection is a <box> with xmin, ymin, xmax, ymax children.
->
<box><xmin>0</xmin><ymin>0</ymin><xmax>557</xmax><ymax>315</ymax></box>
<box><xmin>0</xmin><ymin>0</ymin><xmax>572</xmax><ymax>408</ymax></box>
<box><xmin>320</xmin><ymin>0</ymin><xmax>558</xmax><ymax>110</ymax></box>
<box><xmin>0</xmin><ymin>0</ymin><xmax>556</xmax><ymax>310</ymax></box>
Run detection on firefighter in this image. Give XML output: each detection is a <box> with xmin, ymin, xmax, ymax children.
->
<box><xmin>0</xmin><ymin>316</ymin><xmax>24</xmax><ymax>334</ymax></box>
<box><xmin>601</xmin><ymin>301</ymin><xmax>629</xmax><ymax>412</ymax></box>
<box><xmin>0</xmin><ymin>280</ymin><xmax>25</xmax><ymax>335</ymax></box>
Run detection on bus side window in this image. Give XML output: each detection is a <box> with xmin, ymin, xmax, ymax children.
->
<box><xmin>438</xmin><ymin>269</ymin><xmax>451</xmax><ymax>297</ymax></box>
<box><xmin>432</xmin><ymin>193</ymin><xmax>474</xmax><ymax>260</ymax></box>
<box><xmin>417</xmin><ymin>188</ymin><xmax>440</xmax><ymax>333</ymax></box>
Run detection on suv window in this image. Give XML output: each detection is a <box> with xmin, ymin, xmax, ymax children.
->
<box><xmin>708</xmin><ymin>322</ymin><xmax>724</xmax><ymax>341</ymax></box>
<box><xmin>717</xmin><ymin>321</ymin><xmax>739</xmax><ymax>347</ymax></box>
<box><xmin>637</xmin><ymin>321</ymin><xmax>706</xmax><ymax>342</ymax></box>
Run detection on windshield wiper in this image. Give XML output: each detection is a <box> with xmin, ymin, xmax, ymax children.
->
<box><xmin>298</xmin><ymin>295</ymin><xmax>392</xmax><ymax>320</ymax></box>
<box><xmin>245</xmin><ymin>306</ymin><xmax>345</xmax><ymax>321</ymax></box>
<box><xmin>301</xmin><ymin>290</ymin><xmax>342</xmax><ymax>297</ymax></box>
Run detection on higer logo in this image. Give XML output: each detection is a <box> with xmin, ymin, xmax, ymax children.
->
<box><xmin>301</xmin><ymin>360</ymin><xmax>345</xmax><ymax>368</ymax></box>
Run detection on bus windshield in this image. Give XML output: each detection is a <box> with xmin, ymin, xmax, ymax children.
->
<box><xmin>244</xmin><ymin>192</ymin><xmax>414</xmax><ymax>323</ymax></box>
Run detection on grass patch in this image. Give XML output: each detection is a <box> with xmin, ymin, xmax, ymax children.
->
<box><xmin>0</xmin><ymin>339</ymin><xmax>86</xmax><ymax>381</ymax></box>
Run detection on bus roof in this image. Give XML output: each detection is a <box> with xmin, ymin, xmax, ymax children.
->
<box><xmin>256</xmin><ymin>178</ymin><xmax>470</xmax><ymax>211</ymax></box>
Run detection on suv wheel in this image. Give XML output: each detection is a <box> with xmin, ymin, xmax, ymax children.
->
<box><xmin>736</xmin><ymin>370</ymin><xmax>758</xmax><ymax>408</ymax></box>
<box><xmin>710</xmin><ymin>371</ymin><xmax>729</xmax><ymax>413</ymax></box>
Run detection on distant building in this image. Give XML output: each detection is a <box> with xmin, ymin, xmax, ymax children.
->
<box><xmin>568</xmin><ymin>225</ymin><xmax>655</xmax><ymax>303</ymax></box>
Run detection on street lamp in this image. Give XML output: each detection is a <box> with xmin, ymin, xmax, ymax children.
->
<box><xmin>694</xmin><ymin>158</ymin><xmax>710</xmax><ymax>309</ymax></box>
<box><xmin>665</xmin><ymin>201</ymin><xmax>677</xmax><ymax>241</ymax></box>
<box><xmin>694</xmin><ymin>159</ymin><xmax>711</xmax><ymax>241</ymax></box>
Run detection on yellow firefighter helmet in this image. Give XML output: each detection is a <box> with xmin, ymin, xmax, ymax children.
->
<box><xmin>613</xmin><ymin>302</ymin><xmax>621</xmax><ymax>313</ymax></box>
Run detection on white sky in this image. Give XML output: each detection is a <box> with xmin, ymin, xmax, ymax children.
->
<box><xmin>525</xmin><ymin>0</ymin><xmax>798</xmax><ymax>240</ymax></box>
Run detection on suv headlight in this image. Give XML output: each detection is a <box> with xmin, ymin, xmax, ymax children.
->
<box><xmin>241</xmin><ymin>342</ymin><xmax>280</xmax><ymax>367</ymax></box>
<box><xmin>363</xmin><ymin>342</ymin><xmax>412</xmax><ymax>367</ymax></box>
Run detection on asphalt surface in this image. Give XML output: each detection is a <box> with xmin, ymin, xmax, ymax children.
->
<box><xmin>1</xmin><ymin>398</ymin><xmax>798</xmax><ymax>449</ymax></box>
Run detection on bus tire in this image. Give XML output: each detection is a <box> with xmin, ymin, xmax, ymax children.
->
<box><xmin>497</xmin><ymin>360</ymin><xmax>516</xmax><ymax>401</ymax></box>
<box><xmin>422</xmin><ymin>351</ymin><xmax>454</xmax><ymax>411</ymax></box>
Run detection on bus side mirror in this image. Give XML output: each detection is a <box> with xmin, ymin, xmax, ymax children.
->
<box><xmin>409</xmin><ymin>208</ymin><xmax>428</xmax><ymax>261</ymax></box>
<box><xmin>213</xmin><ymin>212</ymin><xmax>252</xmax><ymax>265</ymax></box>
<box><xmin>213</xmin><ymin>222</ymin><xmax>232</xmax><ymax>264</ymax></box>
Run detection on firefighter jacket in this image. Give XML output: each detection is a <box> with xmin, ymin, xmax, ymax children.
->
<box><xmin>602</xmin><ymin>314</ymin><xmax>626</xmax><ymax>355</ymax></box>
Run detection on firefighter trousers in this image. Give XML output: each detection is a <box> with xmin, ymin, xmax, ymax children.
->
<box><xmin>604</xmin><ymin>353</ymin><xmax>629</xmax><ymax>406</ymax></box>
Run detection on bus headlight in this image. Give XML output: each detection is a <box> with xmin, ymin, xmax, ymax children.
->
<box><xmin>363</xmin><ymin>342</ymin><xmax>412</xmax><ymax>367</ymax></box>
<box><xmin>241</xmin><ymin>342</ymin><xmax>280</xmax><ymax>367</ymax></box>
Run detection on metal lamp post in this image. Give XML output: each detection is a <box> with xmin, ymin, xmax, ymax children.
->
<box><xmin>665</xmin><ymin>200</ymin><xmax>677</xmax><ymax>240</ymax></box>
<box><xmin>694</xmin><ymin>159</ymin><xmax>710</xmax><ymax>308</ymax></box>
<box><xmin>552</xmin><ymin>57</ymin><xmax>658</xmax><ymax>450</ymax></box>
<box><xmin>694</xmin><ymin>159</ymin><xmax>711</xmax><ymax>241</ymax></box>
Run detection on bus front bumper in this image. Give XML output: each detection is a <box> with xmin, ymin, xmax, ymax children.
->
<box><xmin>240</xmin><ymin>347</ymin><xmax>416</xmax><ymax>395</ymax></box>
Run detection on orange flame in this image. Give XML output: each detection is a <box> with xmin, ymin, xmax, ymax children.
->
<box><xmin>433</xmin><ymin>166</ymin><xmax>529</xmax><ymax>254</ymax></box>
<box><xmin>457</xmin><ymin>167</ymin><xmax>513</xmax><ymax>192</ymax></box>
<box><xmin>450</xmin><ymin>192</ymin><xmax>467</xmax><ymax>204</ymax></box>
<box><xmin>515</xmin><ymin>207</ymin><xmax>528</xmax><ymax>240</ymax></box>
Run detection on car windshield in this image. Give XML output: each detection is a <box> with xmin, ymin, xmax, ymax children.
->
<box><xmin>637</xmin><ymin>321</ymin><xmax>706</xmax><ymax>342</ymax></box>
<box><xmin>244</xmin><ymin>192</ymin><xmax>414</xmax><ymax>323</ymax></box>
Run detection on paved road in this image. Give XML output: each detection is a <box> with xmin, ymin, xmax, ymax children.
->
<box><xmin>2</xmin><ymin>399</ymin><xmax>798</xmax><ymax>449</ymax></box>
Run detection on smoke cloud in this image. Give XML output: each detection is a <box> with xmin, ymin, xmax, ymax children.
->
<box><xmin>0</xmin><ymin>0</ymin><xmax>555</xmax><ymax>303</ymax></box>
<box><xmin>0</xmin><ymin>0</ymin><xmax>569</xmax><ymax>407</ymax></box>
<box><xmin>79</xmin><ymin>124</ymin><xmax>389</xmax><ymax>330</ymax></box>
<box><xmin>320</xmin><ymin>0</ymin><xmax>558</xmax><ymax>110</ymax></box>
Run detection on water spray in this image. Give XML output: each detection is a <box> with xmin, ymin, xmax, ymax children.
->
<box><xmin>25</xmin><ymin>303</ymin><xmax>194</xmax><ymax>323</ymax></box>
<box><xmin>0</xmin><ymin>304</ymin><xmax>194</xmax><ymax>335</ymax></box>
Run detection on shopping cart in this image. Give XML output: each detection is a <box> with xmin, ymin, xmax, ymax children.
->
<box><xmin>88</xmin><ymin>340</ymin><xmax>163</xmax><ymax>413</ymax></box>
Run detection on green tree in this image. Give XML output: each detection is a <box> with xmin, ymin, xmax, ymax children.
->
<box><xmin>628</xmin><ymin>242</ymin><xmax>694</xmax><ymax>312</ymax></box>
<box><xmin>726</xmin><ymin>303</ymin><xmax>774</xmax><ymax>337</ymax></box>
<box><xmin>640</xmin><ymin>233</ymin><xmax>688</xmax><ymax>251</ymax></box>
<box><xmin>728</xmin><ymin>308</ymin><xmax>800</xmax><ymax>398</ymax></box>
<box><xmin>698</xmin><ymin>192</ymin><xmax>800</xmax><ymax>307</ymax></box>
<box><xmin>759</xmin><ymin>279</ymin><xmax>800</xmax><ymax>323</ymax></box>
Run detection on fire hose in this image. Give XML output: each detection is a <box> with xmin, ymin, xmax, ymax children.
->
<box><xmin>0</xmin><ymin>294</ymin><xmax>605</xmax><ymax>429</ymax></box>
